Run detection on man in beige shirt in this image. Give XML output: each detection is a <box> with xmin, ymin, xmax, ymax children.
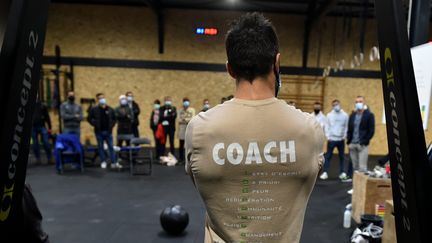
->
<box><xmin>179</xmin><ymin>97</ymin><xmax>196</xmax><ymax>163</ymax></box>
<box><xmin>185</xmin><ymin>13</ymin><xmax>324</xmax><ymax>243</ymax></box>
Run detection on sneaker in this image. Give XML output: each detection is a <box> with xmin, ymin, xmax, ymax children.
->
<box><xmin>341</xmin><ymin>176</ymin><xmax>353</xmax><ymax>183</ymax></box>
<box><xmin>319</xmin><ymin>172</ymin><xmax>328</xmax><ymax>180</ymax></box>
<box><xmin>100</xmin><ymin>161</ymin><xmax>107</xmax><ymax>169</ymax></box>
<box><xmin>339</xmin><ymin>172</ymin><xmax>347</xmax><ymax>180</ymax></box>
<box><xmin>347</xmin><ymin>189</ymin><xmax>353</xmax><ymax>195</ymax></box>
<box><xmin>111</xmin><ymin>163</ymin><xmax>123</xmax><ymax>169</ymax></box>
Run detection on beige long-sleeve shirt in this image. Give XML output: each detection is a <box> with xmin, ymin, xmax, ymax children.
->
<box><xmin>185</xmin><ymin>98</ymin><xmax>325</xmax><ymax>243</ymax></box>
<box><xmin>179</xmin><ymin>107</ymin><xmax>196</xmax><ymax>140</ymax></box>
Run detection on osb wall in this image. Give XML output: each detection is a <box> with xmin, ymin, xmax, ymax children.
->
<box><xmin>43</xmin><ymin>4</ymin><xmax>381</xmax><ymax>68</ymax></box>
<box><xmin>43</xmin><ymin>3</ymin><xmax>432</xmax><ymax>155</ymax></box>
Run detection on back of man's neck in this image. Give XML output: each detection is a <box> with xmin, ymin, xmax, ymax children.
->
<box><xmin>234</xmin><ymin>78</ymin><xmax>274</xmax><ymax>100</ymax></box>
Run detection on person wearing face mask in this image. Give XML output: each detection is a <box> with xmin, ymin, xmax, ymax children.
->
<box><xmin>115</xmin><ymin>95</ymin><xmax>134</xmax><ymax>147</ymax></box>
<box><xmin>125</xmin><ymin>91</ymin><xmax>141</xmax><ymax>138</ymax></box>
<box><xmin>88</xmin><ymin>93</ymin><xmax>119</xmax><ymax>169</ymax></box>
<box><xmin>311</xmin><ymin>101</ymin><xmax>327</xmax><ymax>129</ymax></box>
<box><xmin>150</xmin><ymin>99</ymin><xmax>164</xmax><ymax>158</ymax></box>
<box><xmin>178</xmin><ymin>97</ymin><xmax>195</xmax><ymax>163</ymax></box>
<box><xmin>31</xmin><ymin>95</ymin><xmax>53</xmax><ymax>165</ymax></box>
<box><xmin>347</xmin><ymin>96</ymin><xmax>375</xmax><ymax>174</ymax></box>
<box><xmin>185</xmin><ymin>13</ymin><xmax>324</xmax><ymax>243</ymax></box>
<box><xmin>319</xmin><ymin>100</ymin><xmax>349</xmax><ymax>181</ymax></box>
<box><xmin>202</xmin><ymin>99</ymin><xmax>211</xmax><ymax>112</ymax></box>
<box><xmin>60</xmin><ymin>91</ymin><xmax>83</xmax><ymax>137</ymax></box>
<box><xmin>160</xmin><ymin>96</ymin><xmax>177</xmax><ymax>156</ymax></box>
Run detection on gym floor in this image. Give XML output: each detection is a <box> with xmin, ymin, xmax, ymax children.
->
<box><xmin>26</xmin><ymin>155</ymin><xmax>380</xmax><ymax>243</ymax></box>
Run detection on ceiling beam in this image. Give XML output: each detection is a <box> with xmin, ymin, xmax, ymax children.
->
<box><xmin>302</xmin><ymin>0</ymin><xmax>318</xmax><ymax>68</ymax></box>
<box><xmin>145</xmin><ymin>0</ymin><xmax>164</xmax><ymax>54</ymax></box>
<box><xmin>302</xmin><ymin>0</ymin><xmax>338</xmax><ymax>68</ymax></box>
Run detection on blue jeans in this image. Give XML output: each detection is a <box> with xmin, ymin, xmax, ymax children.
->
<box><xmin>95</xmin><ymin>131</ymin><xmax>116</xmax><ymax>163</ymax></box>
<box><xmin>323</xmin><ymin>140</ymin><xmax>345</xmax><ymax>174</ymax></box>
<box><xmin>64</xmin><ymin>127</ymin><xmax>80</xmax><ymax>138</ymax></box>
<box><xmin>31</xmin><ymin>126</ymin><xmax>52</xmax><ymax>161</ymax></box>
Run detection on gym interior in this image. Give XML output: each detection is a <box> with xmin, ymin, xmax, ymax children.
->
<box><xmin>1</xmin><ymin>0</ymin><xmax>432</xmax><ymax>242</ymax></box>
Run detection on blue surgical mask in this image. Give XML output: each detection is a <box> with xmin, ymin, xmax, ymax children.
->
<box><xmin>154</xmin><ymin>104</ymin><xmax>160</xmax><ymax>110</ymax></box>
<box><xmin>333</xmin><ymin>105</ymin><xmax>341</xmax><ymax>112</ymax></box>
<box><xmin>183</xmin><ymin>101</ymin><xmax>190</xmax><ymax>107</ymax></box>
<box><xmin>99</xmin><ymin>98</ymin><xmax>107</xmax><ymax>105</ymax></box>
<box><xmin>127</xmin><ymin>96</ymin><xmax>133</xmax><ymax>102</ymax></box>
<box><xmin>165</xmin><ymin>101</ymin><xmax>172</xmax><ymax>106</ymax></box>
<box><xmin>355</xmin><ymin>102</ymin><xmax>364</xmax><ymax>111</ymax></box>
<box><xmin>203</xmin><ymin>104</ymin><xmax>210</xmax><ymax>109</ymax></box>
<box><xmin>120</xmin><ymin>99</ymin><xmax>128</xmax><ymax>106</ymax></box>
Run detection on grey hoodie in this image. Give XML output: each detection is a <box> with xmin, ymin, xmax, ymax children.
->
<box><xmin>60</xmin><ymin>101</ymin><xmax>83</xmax><ymax>129</ymax></box>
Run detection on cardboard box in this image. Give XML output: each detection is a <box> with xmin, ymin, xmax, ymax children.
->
<box><xmin>352</xmin><ymin>172</ymin><xmax>393</xmax><ymax>223</ymax></box>
<box><xmin>382</xmin><ymin>200</ymin><xmax>397</xmax><ymax>243</ymax></box>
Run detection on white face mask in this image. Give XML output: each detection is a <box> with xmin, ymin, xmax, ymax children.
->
<box><xmin>120</xmin><ymin>99</ymin><xmax>128</xmax><ymax>106</ymax></box>
<box><xmin>99</xmin><ymin>98</ymin><xmax>107</xmax><ymax>105</ymax></box>
<box><xmin>127</xmin><ymin>96</ymin><xmax>133</xmax><ymax>102</ymax></box>
<box><xmin>333</xmin><ymin>105</ymin><xmax>341</xmax><ymax>112</ymax></box>
<box><xmin>355</xmin><ymin>102</ymin><xmax>364</xmax><ymax>111</ymax></box>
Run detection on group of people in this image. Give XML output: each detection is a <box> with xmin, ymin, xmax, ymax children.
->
<box><xmin>30</xmin><ymin>91</ymin><xmax>215</xmax><ymax>168</ymax></box>
<box><xmin>31</xmin><ymin>92</ymin><xmax>375</xmax><ymax>175</ymax></box>
<box><xmin>150</xmin><ymin>97</ymin><xmax>213</xmax><ymax>162</ymax></box>
<box><xmin>310</xmin><ymin>96</ymin><xmax>375</xmax><ymax>183</ymax></box>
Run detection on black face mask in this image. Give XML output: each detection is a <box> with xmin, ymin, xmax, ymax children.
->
<box><xmin>314</xmin><ymin>109</ymin><xmax>320</xmax><ymax>114</ymax></box>
<box><xmin>68</xmin><ymin>96</ymin><xmax>75</xmax><ymax>102</ymax></box>
<box><xmin>274</xmin><ymin>64</ymin><xmax>281</xmax><ymax>97</ymax></box>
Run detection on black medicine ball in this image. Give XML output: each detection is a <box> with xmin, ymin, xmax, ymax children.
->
<box><xmin>160</xmin><ymin>205</ymin><xmax>189</xmax><ymax>235</ymax></box>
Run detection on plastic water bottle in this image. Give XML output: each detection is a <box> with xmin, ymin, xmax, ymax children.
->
<box><xmin>344</xmin><ymin>208</ymin><xmax>352</xmax><ymax>228</ymax></box>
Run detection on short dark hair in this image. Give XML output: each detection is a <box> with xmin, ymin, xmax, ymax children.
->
<box><xmin>126</xmin><ymin>91</ymin><xmax>133</xmax><ymax>96</ymax></box>
<box><xmin>183</xmin><ymin>97</ymin><xmax>190</xmax><ymax>102</ymax></box>
<box><xmin>96</xmin><ymin>93</ymin><xmax>104</xmax><ymax>98</ymax></box>
<box><xmin>314</xmin><ymin>101</ymin><xmax>322</xmax><ymax>105</ymax></box>
<box><xmin>154</xmin><ymin>99</ymin><xmax>160</xmax><ymax>104</ymax></box>
<box><xmin>225</xmin><ymin>12</ymin><xmax>279</xmax><ymax>82</ymax></box>
<box><xmin>332</xmin><ymin>99</ymin><xmax>340</xmax><ymax>104</ymax></box>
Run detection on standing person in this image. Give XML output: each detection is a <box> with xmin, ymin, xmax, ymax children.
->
<box><xmin>88</xmin><ymin>93</ymin><xmax>120</xmax><ymax>169</ymax></box>
<box><xmin>311</xmin><ymin>101</ymin><xmax>327</xmax><ymax>129</ymax></box>
<box><xmin>32</xmin><ymin>99</ymin><xmax>53</xmax><ymax>164</ymax></box>
<box><xmin>150</xmin><ymin>99</ymin><xmax>163</xmax><ymax>158</ymax></box>
<box><xmin>115</xmin><ymin>95</ymin><xmax>134</xmax><ymax>147</ymax></box>
<box><xmin>185</xmin><ymin>13</ymin><xmax>324</xmax><ymax>243</ymax></box>
<box><xmin>347</xmin><ymin>96</ymin><xmax>375</xmax><ymax>173</ymax></box>
<box><xmin>178</xmin><ymin>98</ymin><xmax>195</xmax><ymax>163</ymax></box>
<box><xmin>126</xmin><ymin>91</ymin><xmax>140</xmax><ymax>137</ymax></box>
<box><xmin>160</xmin><ymin>96</ymin><xmax>177</xmax><ymax>156</ymax></box>
<box><xmin>60</xmin><ymin>91</ymin><xmax>83</xmax><ymax>137</ymax></box>
<box><xmin>319</xmin><ymin>99</ymin><xmax>349</xmax><ymax>180</ymax></box>
<box><xmin>202</xmin><ymin>99</ymin><xmax>211</xmax><ymax>112</ymax></box>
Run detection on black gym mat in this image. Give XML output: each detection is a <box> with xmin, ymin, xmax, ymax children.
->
<box><xmin>25</xmin><ymin>155</ymin><xmax>382</xmax><ymax>243</ymax></box>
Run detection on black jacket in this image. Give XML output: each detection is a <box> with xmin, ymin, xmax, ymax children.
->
<box><xmin>129</xmin><ymin>101</ymin><xmax>140</xmax><ymax>126</ymax></box>
<box><xmin>347</xmin><ymin>109</ymin><xmax>375</xmax><ymax>146</ymax></box>
<box><xmin>32</xmin><ymin>102</ymin><xmax>51</xmax><ymax>129</ymax></box>
<box><xmin>150</xmin><ymin>110</ymin><xmax>159</xmax><ymax>132</ymax></box>
<box><xmin>159</xmin><ymin>105</ymin><xmax>177</xmax><ymax>130</ymax></box>
<box><xmin>115</xmin><ymin>105</ymin><xmax>134</xmax><ymax>135</ymax></box>
<box><xmin>87</xmin><ymin>105</ymin><xmax>116</xmax><ymax>133</ymax></box>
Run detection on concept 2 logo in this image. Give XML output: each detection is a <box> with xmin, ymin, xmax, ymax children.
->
<box><xmin>384</xmin><ymin>47</ymin><xmax>410</xmax><ymax>231</ymax></box>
